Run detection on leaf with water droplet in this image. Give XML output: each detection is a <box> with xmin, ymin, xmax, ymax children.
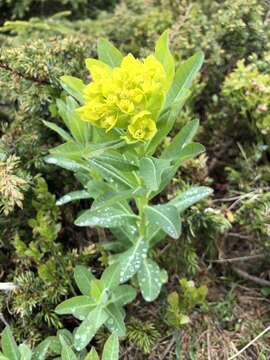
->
<box><xmin>44</xmin><ymin>155</ymin><xmax>86</xmax><ymax>172</ymax></box>
<box><xmin>110</xmin><ymin>285</ymin><xmax>137</xmax><ymax>306</ymax></box>
<box><xmin>32</xmin><ymin>339</ymin><xmax>51</xmax><ymax>360</ymax></box>
<box><xmin>60</xmin><ymin>336</ymin><xmax>77</xmax><ymax>360</ymax></box>
<box><xmin>145</xmin><ymin>204</ymin><xmax>181</xmax><ymax>239</ymax></box>
<box><xmin>102</xmin><ymin>333</ymin><xmax>119</xmax><ymax>360</ymax></box>
<box><xmin>169</xmin><ymin>186</ymin><xmax>213</xmax><ymax>213</ymax></box>
<box><xmin>138</xmin><ymin>258</ymin><xmax>162</xmax><ymax>302</ymax></box>
<box><xmin>118</xmin><ymin>239</ymin><xmax>148</xmax><ymax>282</ymax></box>
<box><xmin>75</xmin><ymin>206</ymin><xmax>137</xmax><ymax>228</ymax></box>
<box><xmin>100</xmin><ymin>263</ymin><xmax>120</xmax><ymax>291</ymax></box>
<box><xmin>56</xmin><ymin>190</ymin><xmax>91</xmax><ymax>206</ymax></box>
<box><xmin>74</xmin><ymin>307</ymin><xmax>109</xmax><ymax>351</ymax></box>
<box><xmin>105</xmin><ymin>304</ymin><xmax>126</xmax><ymax>337</ymax></box>
<box><xmin>55</xmin><ymin>295</ymin><xmax>95</xmax><ymax>320</ymax></box>
<box><xmin>74</xmin><ymin>265</ymin><xmax>96</xmax><ymax>295</ymax></box>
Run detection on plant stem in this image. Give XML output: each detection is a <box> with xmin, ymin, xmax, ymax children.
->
<box><xmin>137</xmin><ymin>195</ymin><xmax>148</xmax><ymax>239</ymax></box>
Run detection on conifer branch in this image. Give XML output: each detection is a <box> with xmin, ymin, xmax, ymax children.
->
<box><xmin>0</xmin><ymin>60</ymin><xmax>51</xmax><ymax>85</ymax></box>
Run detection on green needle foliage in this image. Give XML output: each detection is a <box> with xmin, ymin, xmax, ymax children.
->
<box><xmin>127</xmin><ymin>318</ymin><xmax>160</xmax><ymax>354</ymax></box>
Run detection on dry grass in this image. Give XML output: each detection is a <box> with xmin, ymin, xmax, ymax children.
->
<box><xmin>121</xmin><ymin>281</ymin><xmax>270</xmax><ymax>359</ymax></box>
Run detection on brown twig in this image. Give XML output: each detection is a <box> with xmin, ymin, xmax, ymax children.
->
<box><xmin>209</xmin><ymin>254</ymin><xmax>266</xmax><ymax>264</ymax></box>
<box><xmin>213</xmin><ymin>187</ymin><xmax>270</xmax><ymax>206</ymax></box>
<box><xmin>207</xmin><ymin>329</ymin><xmax>212</xmax><ymax>360</ymax></box>
<box><xmin>160</xmin><ymin>335</ymin><xmax>176</xmax><ymax>360</ymax></box>
<box><xmin>228</xmin><ymin>325</ymin><xmax>270</xmax><ymax>360</ymax></box>
<box><xmin>233</xmin><ymin>267</ymin><xmax>270</xmax><ymax>287</ymax></box>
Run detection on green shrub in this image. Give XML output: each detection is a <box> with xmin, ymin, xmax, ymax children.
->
<box><xmin>2</xmin><ymin>177</ymin><xmax>96</xmax><ymax>342</ymax></box>
<box><xmin>0</xmin><ymin>0</ymin><xmax>118</xmax><ymax>22</ymax></box>
<box><xmin>222</xmin><ymin>60</ymin><xmax>270</xmax><ymax>144</ymax></box>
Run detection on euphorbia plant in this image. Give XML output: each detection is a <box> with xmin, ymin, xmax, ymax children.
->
<box><xmin>55</xmin><ymin>264</ymin><xmax>136</xmax><ymax>350</ymax></box>
<box><xmin>45</xmin><ymin>31</ymin><xmax>212</xmax><ymax>303</ymax></box>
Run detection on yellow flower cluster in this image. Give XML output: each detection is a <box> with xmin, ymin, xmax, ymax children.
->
<box><xmin>77</xmin><ymin>54</ymin><xmax>168</xmax><ymax>142</ymax></box>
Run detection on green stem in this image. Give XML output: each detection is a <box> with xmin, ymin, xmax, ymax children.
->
<box><xmin>137</xmin><ymin>195</ymin><xmax>148</xmax><ymax>238</ymax></box>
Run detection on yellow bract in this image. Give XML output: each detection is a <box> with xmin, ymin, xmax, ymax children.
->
<box><xmin>77</xmin><ymin>53</ymin><xmax>168</xmax><ymax>142</ymax></box>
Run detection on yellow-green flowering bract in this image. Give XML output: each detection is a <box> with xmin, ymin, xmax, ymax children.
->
<box><xmin>77</xmin><ymin>53</ymin><xmax>170</xmax><ymax>143</ymax></box>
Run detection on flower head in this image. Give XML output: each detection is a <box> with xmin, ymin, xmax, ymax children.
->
<box><xmin>77</xmin><ymin>53</ymin><xmax>168</xmax><ymax>142</ymax></box>
<box><xmin>127</xmin><ymin>111</ymin><xmax>157</xmax><ymax>142</ymax></box>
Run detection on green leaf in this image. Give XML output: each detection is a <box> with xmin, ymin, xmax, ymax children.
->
<box><xmin>61</xmin><ymin>345</ymin><xmax>77</xmax><ymax>360</ymax></box>
<box><xmin>101</xmin><ymin>263</ymin><xmax>120</xmax><ymax>291</ymax></box>
<box><xmin>46</xmin><ymin>331</ymin><xmax>72</xmax><ymax>355</ymax></box>
<box><xmin>158</xmin><ymin>144</ymin><xmax>205</xmax><ymax>194</ymax></box>
<box><xmin>43</xmin><ymin>120</ymin><xmax>73</xmax><ymax>142</ymax></box>
<box><xmin>55</xmin><ymin>295</ymin><xmax>94</xmax><ymax>320</ymax></box>
<box><xmin>75</xmin><ymin>206</ymin><xmax>137</xmax><ymax>228</ymax></box>
<box><xmin>137</xmin><ymin>259</ymin><xmax>162</xmax><ymax>302</ymax></box>
<box><xmin>1</xmin><ymin>327</ymin><xmax>20</xmax><ymax>360</ymax></box>
<box><xmin>169</xmin><ymin>186</ymin><xmax>213</xmax><ymax>212</ymax></box>
<box><xmin>174</xmin><ymin>142</ymin><xmax>205</xmax><ymax>164</ymax></box>
<box><xmin>118</xmin><ymin>238</ymin><xmax>148</xmax><ymax>282</ymax></box>
<box><xmin>152</xmin><ymin>143</ymin><xmax>205</xmax><ymax>199</ymax></box>
<box><xmin>56</xmin><ymin>96</ymin><xmax>91</xmax><ymax>144</ymax></box>
<box><xmin>19</xmin><ymin>344</ymin><xmax>32</xmax><ymax>360</ymax></box>
<box><xmin>139</xmin><ymin>157</ymin><xmax>159</xmax><ymax>191</ymax></box>
<box><xmin>85</xmin><ymin>347</ymin><xmax>100</xmax><ymax>360</ymax></box>
<box><xmin>97</xmin><ymin>38</ymin><xmax>123</xmax><ymax>67</ymax></box>
<box><xmin>105</xmin><ymin>304</ymin><xmax>126</xmax><ymax>337</ymax></box>
<box><xmin>87</xmin><ymin>180</ymin><xmax>111</xmax><ymax>199</ymax></box>
<box><xmin>110</xmin><ymin>227</ymin><xmax>136</xmax><ymax>246</ymax></box>
<box><xmin>96</xmin><ymin>152</ymin><xmax>138</xmax><ymax>172</ymax></box>
<box><xmin>87</xmin><ymin>159</ymin><xmax>136</xmax><ymax>189</ymax></box>
<box><xmin>57</xmin><ymin>329</ymin><xmax>73</xmax><ymax>346</ymax></box>
<box><xmin>145</xmin><ymin>91</ymin><xmax>189</xmax><ymax>156</ymax></box>
<box><xmin>155</xmin><ymin>30</ymin><xmax>175</xmax><ymax>85</ymax></box>
<box><xmin>102</xmin><ymin>333</ymin><xmax>119</xmax><ymax>360</ymax></box>
<box><xmin>44</xmin><ymin>154</ymin><xmax>86</xmax><ymax>172</ymax></box>
<box><xmin>91</xmin><ymin>189</ymin><xmax>138</xmax><ymax>212</ymax></box>
<box><xmin>110</xmin><ymin>285</ymin><xmax>137</xmax><ymax>306</ymax></box>
<box><xmin>0</xmin><ymin>354</ymin><xmax>9</xmax><ymax>360</ymax></box>
<box><xmin>49</xmin><ymin>141</ymin><xmax>87</xmax><ymax>159</ymax></box>
<box><xmin>32</xmin><ymin>339</ymin><xmax>51</xmax><ymax>360</ymax></box>
<box><xmin>60</xmin><ymin>75</ymin><xmax>85</xmax><ymax>104</ymax></box>
<box><xmin>74</xmin><ymin>307</ymin><xmax>109</xmax><ymax>351</ymax></box>
<box><xmin>56</xmin><ymin>190</ymin><xmax>91</xmax><ymax>206</ymax></box>
<box><xmin>165</xmin><ymin>51</ymin><xmax>204</xmax><ymax>107</ymax></box>
<box><xmin>139</xmin><ymin>157</ymin><xmax>170</xmax><ymax>191</ymax></box>
<box><xmin>145</xmin><ymin>204</ymin><xmax>181</xmax><ymax>239</ymax></box>
<box><xmin>74</xmin><ymin>265</ymin><xmax>96</xmax><ymax>296</ymax></box>
<box><xmin>83</xmin><ymin>139</ymin><xmax>126</xmax><ymax>158</ymax></box>
<box><xmin>161</xmin><ymin>119</ymin><xmax>199</xmax><ymax>160</ymax></box>
<box><xmin>90</xmin><ymin>279</ymin><xmax>105</xmax><ymax>303</ymax></box>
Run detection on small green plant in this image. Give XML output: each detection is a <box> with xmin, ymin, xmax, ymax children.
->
<box><xmin>0</xmin><ymin>326</ymin><xmax>51</xmax><ymax>360</ymax></box>
<box><xmin>55</xmin><ymin>264</ymin><xmax>136</xmax><ymax>351</ymax></box>
<box><xmin>127</xmin><ymin>317</ymin><xmax>160</xmax><ymax>354</ymax></box>
<box><xmin>45</xmin><ymin>31</ymin><xmax>212</xmax><ymax>305</ymax></box>
<box><xmin>166</xmin><ymin>278</ymin><xmax>208</xmax><ymax>327</ymax></box>
<box><xmin>0</xmin><ymin>327</ymin><xmax>119</xmax><ymax>360</ymax></box>
<box><xmin>47</xmin><ymin>329</ymin><xmax>120</xmax><ymax>360</ymax></box>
